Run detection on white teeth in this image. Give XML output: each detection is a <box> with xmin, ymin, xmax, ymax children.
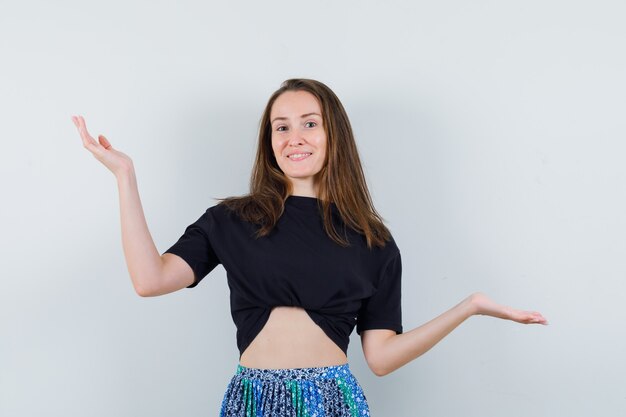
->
<box><xmin>288</xmin><ymin>153</ymin><xmax>311</xmax><ymax>159</ymax></box>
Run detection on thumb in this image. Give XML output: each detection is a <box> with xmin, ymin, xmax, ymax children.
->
<box><xmin>98</xmin><ymin>135</ymin><xmax>113</xmax><ymax>150</ymax></box>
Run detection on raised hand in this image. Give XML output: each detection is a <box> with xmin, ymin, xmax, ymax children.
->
<box><xmin>469</xmin><ymin>292</ymin><xmax>548</xmax><ymax>325</ymax></box>
<box><xmin>72</xmin><ymin>115</ymin><xmax>134</xmax><ymax>178</ymax></box>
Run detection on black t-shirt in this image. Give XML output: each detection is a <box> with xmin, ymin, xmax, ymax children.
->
<box><xmin>163</xmin><ymin>195</ymin><xmax>403</xmax><ymax>358</ymax></box>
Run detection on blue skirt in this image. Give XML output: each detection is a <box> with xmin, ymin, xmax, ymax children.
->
<box><xmin>219</xmin><ymin>363</ymin><xmax>371</xmax><ymax>417</ymax></box>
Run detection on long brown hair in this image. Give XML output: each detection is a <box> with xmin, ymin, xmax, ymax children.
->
<box><xmin>217</xmin><ymin>78</ymin><xmax>392</xmax><ymax>249</ymax></box>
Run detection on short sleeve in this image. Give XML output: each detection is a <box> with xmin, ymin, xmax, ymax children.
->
<box><xmin>356</xmin><ymin>250</ymin><xmax>403</xmax><ymax>335</ymax></box>
<box><xmin>162</xmin><ymin>208</ymin><xmax>221</xmax><ymax>288</ymax></box>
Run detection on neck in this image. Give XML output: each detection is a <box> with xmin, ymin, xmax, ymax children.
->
<box><xmin>289</xmin><ymin>181</ymin><xmax>319</xmax><ymax>199</ymax></box>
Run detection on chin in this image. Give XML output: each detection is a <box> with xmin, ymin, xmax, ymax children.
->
<box><xmin>280</xmin><ymin>167</ymin><xmax>321</xmax><ymax>177</ymax></box>
<box><xmin>286</xmin><ymin>174</ymin><xmax>316</xmax><ymax>180</ymax></box>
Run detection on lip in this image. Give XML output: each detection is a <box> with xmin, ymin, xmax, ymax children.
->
<box><xmin>286</xmin><ymin>151</ymin><xmax>313</xmax><ymax>157</ymax></box>
<box><xmin>286</xmin><ymin>152</ymin><xmax>312</xmax><ymax>161</ymax></box>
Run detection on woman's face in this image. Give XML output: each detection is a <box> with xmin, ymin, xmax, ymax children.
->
<box><xmin>270</xmin><ymin>90</ymin><xmax>327</xmax><ymax>195</ymax></box>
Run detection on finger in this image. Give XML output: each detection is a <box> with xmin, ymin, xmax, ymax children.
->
<box><xmin>514</xmin><ymin>310</ymin><xmax>538</xmax><ymax>323</ymax></box>
<box><xmin>78</xmin><ymin>115</ymin><xmax>89</xmax><ymax>133</ymax></box>
<box><xmin>98</xmin><ymin>135</ymin><xmax>112</xmax><ymax>150</ymax></box>
<box><xmin>530</xmin><ymin>314</ymin><xmax>548</xmax><ymax>324</ymax></box>
<box><xmin>74</xmin><ymin>115</ymin><xmax>89</xmax><ymax>136</ymax></box>
<box><xmin>75</xmin><ymin>116</ymin><xmax>100</xmax><ymax>149</ymax></box>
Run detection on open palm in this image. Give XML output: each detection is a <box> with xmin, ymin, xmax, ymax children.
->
<box><xmin>72</xmin><ymin>115</ymin><xmax>133</xmax><ymax>177</ymax></box>
<box><xmin>470</xmin><ymin>292</ymin><xmax>548</xmax><ymax>325</ymax></box>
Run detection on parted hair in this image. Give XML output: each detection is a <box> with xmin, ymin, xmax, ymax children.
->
<box><xmin>217</xmin><ymin>78</ymin><xmax>392</xmax><ymax>249</ymax></box>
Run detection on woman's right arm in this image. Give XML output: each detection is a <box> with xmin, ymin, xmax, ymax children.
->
<box><xmin>118</xmin><ymin>169</ymin><xmax>198</xmax><ymax>296</ymax></box>
<box><xmin>72</xmin><ymin>115</ymin><xmax>194</xmax><ymax>296</ymax></box>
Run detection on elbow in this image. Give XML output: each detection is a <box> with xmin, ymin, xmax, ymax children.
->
<box><xmin>362</xmin><ymin>331</ymin><xmax>400</xmax><ymax>377</ymax></box>
<box><xmin>133</xmin><ymin>278</ymin><xmax>155</xmax><ymax>297</ymax></box>
<box><xmin>370</xmin><ymin>364</ymin><xmax>391</xmax><ymax>377</ymax></box>
<box><xmin>135</xmin><ymin>285</ymin><xmax>151</xmax><ymax>297</ymax></box>
<box><xmin>366</xmin><ymin>357</ymin><xmax>392</xmax><ymax>377</ymax></box>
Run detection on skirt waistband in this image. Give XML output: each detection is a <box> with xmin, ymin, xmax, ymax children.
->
<box><xmin>235</xmin><ymin>363</ymin><xmax>352</xmax><ymax>381</ymax></box>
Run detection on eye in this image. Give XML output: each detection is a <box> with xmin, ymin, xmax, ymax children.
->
<box><xmin>275</xmin><ymin>121</ymin><xmax>317</xmax><ymax>132</ymax></box>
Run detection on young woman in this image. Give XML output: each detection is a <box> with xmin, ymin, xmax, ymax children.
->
<box><xmin>72</xmin><ymin>78</ymin><xmax>547</xmax><ymax>417</ymax></box>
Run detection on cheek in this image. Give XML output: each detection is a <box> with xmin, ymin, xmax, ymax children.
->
<box><xmin>271</xmin><ymin>140</ymin><xmax>286</xmax><ymax>165</ymax></box>
<box><xmin>317</xmin><ymin>135</ymin><xmax>328</xmax><ymax>156</ymax></box>
<box><xmin>272</xmin><ymin>134</ymin><xmax>287</xmax><ymax>146</ymax></box>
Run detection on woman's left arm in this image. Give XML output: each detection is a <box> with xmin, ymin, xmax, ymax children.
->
<box><xmin>360</xmin><ymin>292</ymin><xmax>548</xmax><ymax>377</ymax></box>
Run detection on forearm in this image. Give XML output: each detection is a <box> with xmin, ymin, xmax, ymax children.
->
<box><xmin>116</xmin><ymin>167</ymin><xmax>163</xmax><ymax>295</ymax></box>
<box><xmin>377</xmin><ymin>296</ymin><xmax>476</xmax><ymax>376</ymax></box>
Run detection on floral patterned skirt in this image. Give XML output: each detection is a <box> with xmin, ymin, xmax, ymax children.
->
<box><xmin>219</xmin><ymin>363</ymin><xmax>370</xmax><ymax>417</ymax></box>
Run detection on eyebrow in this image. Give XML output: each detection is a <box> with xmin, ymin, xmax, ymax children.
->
<box><xmin>271</xmin><ymin>112</ymin><xmax>321</xmax><ymax>124</ymax></box>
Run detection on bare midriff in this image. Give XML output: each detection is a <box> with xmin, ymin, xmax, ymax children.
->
<box><xmin>238</xmin><ymin>306</ymin><xmax>348</xmax><ymax>369</ymax></box>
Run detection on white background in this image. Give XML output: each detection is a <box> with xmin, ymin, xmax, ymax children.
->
<box><xmin>1</xmin><ymin>1</ymin><xmax>624</xmax><ymax>416</ymax></box>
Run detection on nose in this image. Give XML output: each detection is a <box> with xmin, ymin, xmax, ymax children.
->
<box><xmin>287</xmin><ymin>129</ymin><xmax>305</xmax><ymax>146</ymax></box>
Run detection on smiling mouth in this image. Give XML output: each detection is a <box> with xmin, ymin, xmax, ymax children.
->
<box><xmin>287</xmin><ymin>152</ymin><xmax>312</xmax><ymax>161</ymax></box>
